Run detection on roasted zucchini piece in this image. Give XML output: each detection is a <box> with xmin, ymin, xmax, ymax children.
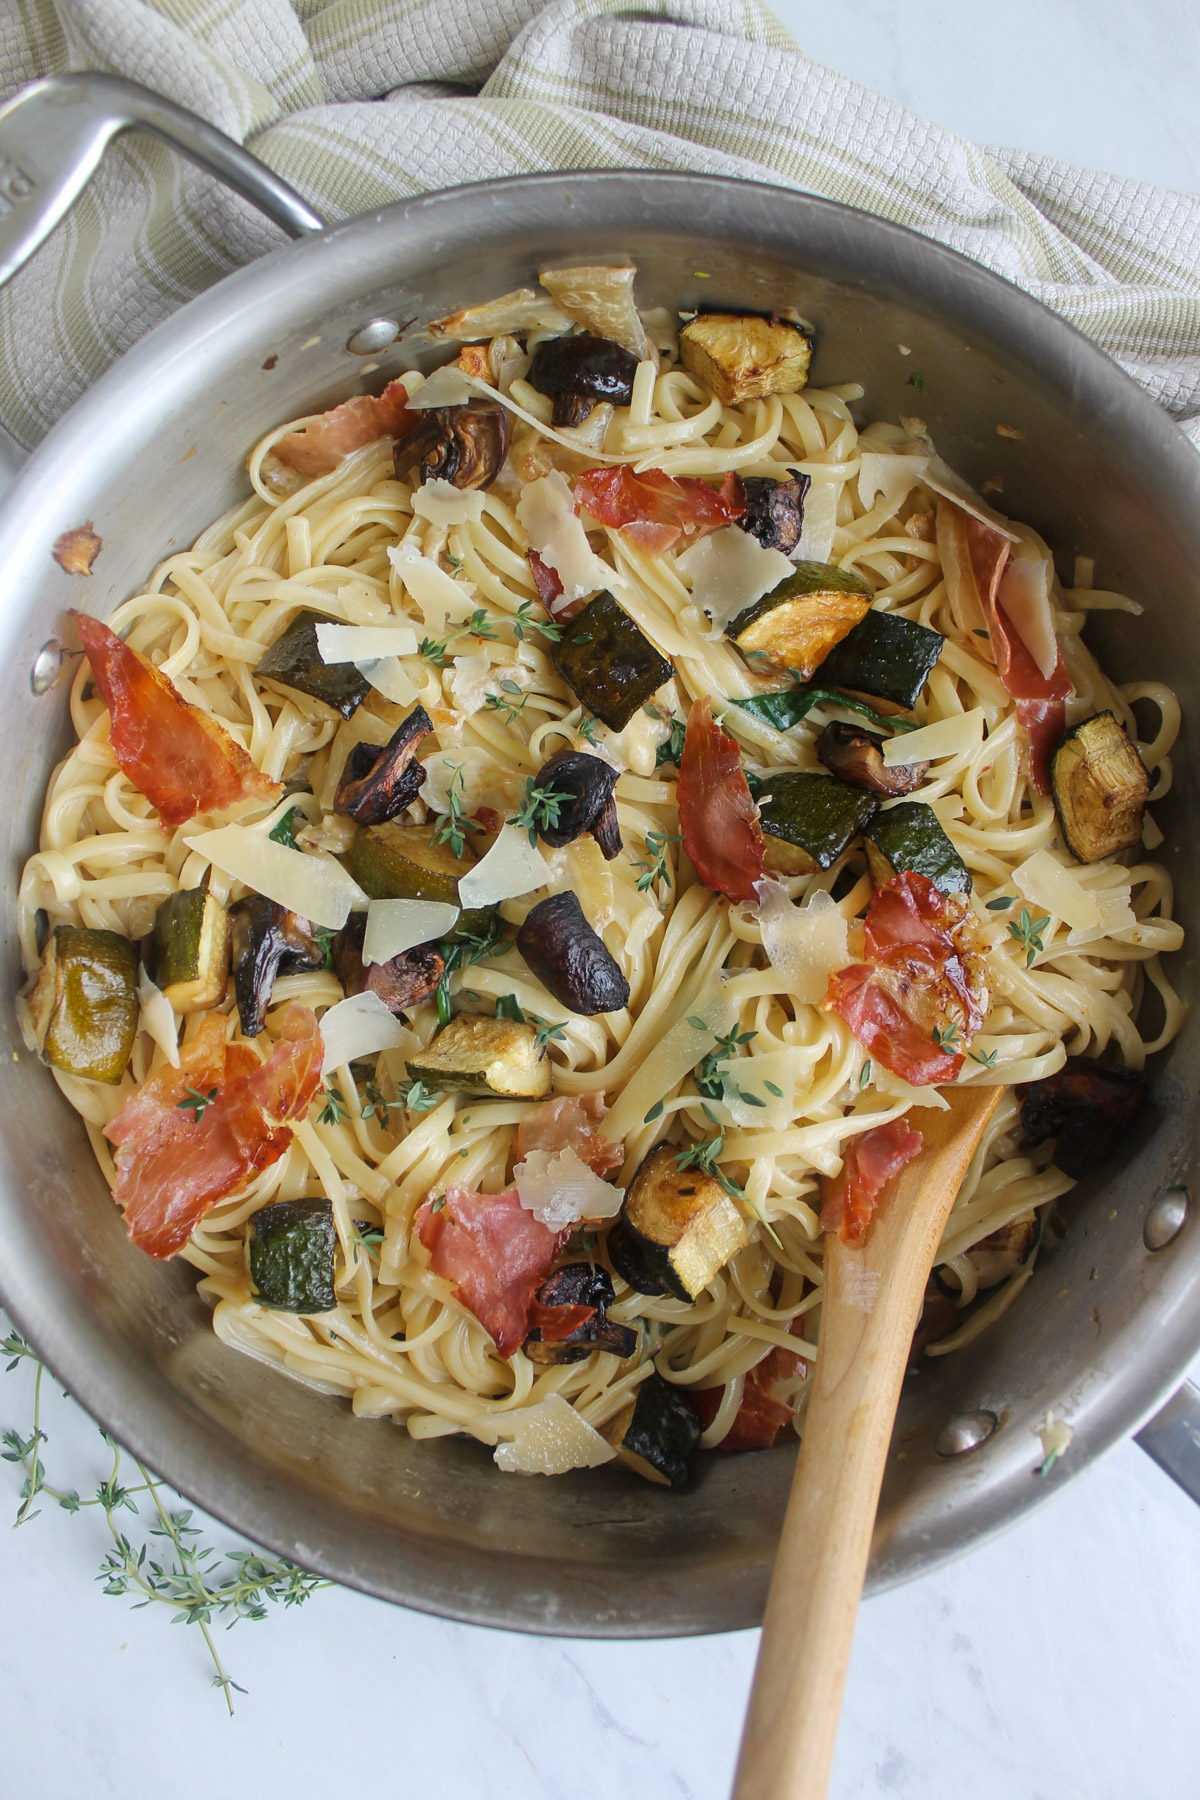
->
<box><xmin>246</xmin><ymin>1198</ymin><xmax>338</xmax><ymax>1314</ymax></box>
<box><xmin>550</xmin><ymin>591</ymin><xmax>673</xmax><ymax>731</ymax></box>
<box><xmin>349</xmin><ymin>819</ymin><xmax>489</xmax><ymax>936</ymax></box>
<box><xmin>28</xmin><ymin>926</ymin><xmax>139</xmax><ymax>1085</ymax></box>
<box><xmin>726</xmin><ymin>563</ymin><xmax>872</xmax><ymax>680</ymax></box>
<box><xmin>678</xmin><ymin>312</ymin><xmax>813</xmax><ymax>405</ymax></box>
<box><xmin>815</xmin><ymin>609</ymin><xmax>945</xmax><ymax>712</ymax></box>
<box><xmin>516</xmin><ymin>891</ymin><xmax>631</xmax><ymax>1016</ymax></box>
<box><xmin>229</xmin><ymin>896</ymin><xmax>326</xmax><ymax>1037</ymax></box>
<box><xmin>814</xmin><ymin>720</ymin><xmax>929</xmax><ymax>797</ymax></box>
<box><xmin>607</xmin><ymin>1144</ymin><xmax>748</xmax><ymax>1302</ymax></box>
<box><xmin>738</xmin><ymin>473</ymin><xmax>809</xmax><ymax>554</ymax></box>
<box><xmin>405</xmin><ymin>1015</ymin><xmax>552</xmax><ymax>1098</ymax></box>
<box><xmin>254</xmin><ymin>609</ymin><xmax>371</xmax><ymax>720</ymax></box>
<box><xmin>756</xmin><ymin>772</ymin><xmax>878</xmax><ymax>875</ymax></box>
<box><xmin>331</xmin><ymin>911</ymin><xmax>444</xmax><ymax>1015</ymax></box>
<box><xmin>601</xmin><ymin>1371</ymin><xmax>702</xmax><ymax>1488</ymax></box>
<box><xmin>523</xmin><ymin>1263</ymin><xmax>638</xmax><ymax>1364</ymax></box>
<box><xmin>864</xmin><ymin>801</ymin><xmax>970</xmax><ymax>896</ymax></box>
<box><xmin>1019</xmin><ymin>1056</ymin><xmax>1146</xmax><ymax>1177</ymax></box>
<box><xmin>1050</xmin><ymin>711</ymin><xmax>1149</xmax><ymax>864</ymax></box>
<box><xmin>149</xmin><ymin>888</ymin><xmax>229</xmax><ymax>1013</ymax></box>
<box><xmin>335</xmin><ymin>705</ymin><xmax>431</xmax><ymax>825</ymax></box>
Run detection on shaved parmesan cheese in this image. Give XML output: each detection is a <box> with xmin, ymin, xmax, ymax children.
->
<box><xmin>857</xmin><ymin>452</ymin><xmax>928</xmax><ymax>517</ymax></box>
<box><xmin>1012</xmin><ymin>849</ymin><xmax>1100</xmax><ymax>932</ymax></box>
<box><xmin>137</xmin><ymin>968</ymin><xmax>179</xmax><ymax>1069</ymax></box>
<box><xmin>493</xmin><ymin>1394</ymin><xmax>616</xmax><ymax>1475</ymax></box>
<box><xmin>411</xmin><ymin>478</ymin><xmax>486</xmax><ymax>527</ymax></box>
<box><xmin>601</xmin><ymin>982</ymin><xmax>740</xmax><ymax>1144</ymax></box>
<box><xmin>795</xmin><ymin>479</ymin><xmax>838</xmax><ymax>562</ymax></box>
<box><xmin>756</xmin><ymin>881</ymin><xmax>849</xmax><ymax>1004</ymax></box>
<box><xmin>320</xmin><ymin>990</ymin><xmax>408</xmax><ymax>1075</ymax></box>
<box><xmin>446</xmin><ymin>649</ymin><xmax>493</xmax><ymax>715</ymax></box>
<box><xmin>997</xmin><ymin>556</ymin><xmax>1058</xmax><ymax>680</ymax></box>
<box><xmin>315</xmin><ymin>622</ymin><xmax>418</xmax><ymax>663</ymax></box>
<box><xmin>706</xmin><ymin>1050</ymin><xmax>798</xmax><ymax>1131</ymax></box>
<box><xmin>1066</xmin><ymin>885</ymin><xmax>1136</xmax><ymax>947</ymax></box>
<box><xmin>882</xmin><ymin>708</ymin><xmax>984</xmax><ymax>767</ymax></box>
<box><xmin>516</xmin><ymin>470</ymin><xmax>609</xmax><ymax>600</ymax></box>
<box><xmin>922</xmin><ymin>455</ymin><xmax>1021</xmax><ymax>542</ymax></box>
<box><xmin>515</xmin><ymin>1145</ymin><xmax>624</xmax><ymax>1229</ymax></box>
<box><xmin>457</xmin><ymin>826</ymin><xmax>551</xmax><ymax>908</ymax></box>
<box><xmin>182</xmin><ymin>824</ymin><xmax>367</xmax><ymax>930</ymax></box>
<box><xmin>407</xmin><ymin>364</ymin><xmax>475</xmax><ymax>410</ymax></box>
<box><xmin>387</xmin><ymin>540</ymin><xmax>477</xmax><ymax>633</ymax></box>
<box><xmin>356</xmin><ymin>657</ymin><xmax>418</xmax><ymax>706</ymax></box>
<box><xmin>419</xmin><ymin>747</ymin><xmax>507</xmax><ymax>818</ymax></box>
<box><xmin>363</xmin><ymin>898</ymin><xmax>459</xmax><ymax>965</ymax></box>
<box><xmin>676</xmin><ymin>526</ymin><xmax>793</xmax><ymax>632</ymax></box>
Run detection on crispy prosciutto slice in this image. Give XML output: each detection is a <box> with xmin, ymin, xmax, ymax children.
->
<box><xmin>689</xmin><ymin>1328</ymin><xmax>808</xmax><ymax>1451</ymax></box>
<box><xmin>105</xmin><ymin>1003</ymin><xmax>323</xmax><ymax>1259</ymax></box>
<box><xmin>514</xmin><ymin>1092</ymin><xmax>623</xmax><ymax>1178</ymax></box>
<box><xmin>573</xmin><ymin>465</ymin><xmax>744</xmax><ymax>555</ymax></box>
<box><xmin>76</xmin><ymin>615</ymin><xmax>281</xmax><ymax>828</ymax></box>
<box><xmin>938</xmin><ymin>501</ymin><xmax>1071</xmax><ymax>794</ymax></box>
<box><xmin>525</xmin><ymin>1296</ymin><xmax>598</xmax><ymax>1342</ymax></box>
<box><xmin>414</xmin><ymin>1187</ymin><xmax>564</xmax><ymax>1357</ymax></box>
<box><xmin>824</xmin><ymin>871</ymin><xmax>988</xmax><ymax>1085</ymax></box>
<box><xmin>818</xmin><ymin>1118</ymin><xmax>924</xmax><ymax>1243</ymax></box>
<box><xmin>273</xmin><ymin>379</ymin><xmax>415</xmax><ymax>476</ymax></box>
<box><xmin>526</xmin><ymin>547</ymin><xmax>581</xmax><ymax>620</ymax></box>
<box><xmin>678</xmin><ymin>694</ymin><xmax>766</xmax><ymax>905</ymax></box>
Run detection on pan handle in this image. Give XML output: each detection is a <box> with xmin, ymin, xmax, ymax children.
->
<box><xmin>0</xmin><ymin>71</ymin><xmax>325</xmax><ymax>288</ymax></box>
<box><xmin>1136</xmin><ymin>1379</ymin><xmax>1200</xmax><ymax>1506</ymax></box>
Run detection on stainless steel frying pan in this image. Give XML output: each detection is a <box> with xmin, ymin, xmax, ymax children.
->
<box><xmin>0</xmin><ymin>73</ymin><xmax>1197</xmax><ymax>1635</ymax></box>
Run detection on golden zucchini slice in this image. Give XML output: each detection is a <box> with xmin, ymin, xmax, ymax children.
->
<box><xmin>679</xmin><ymin>312</ymin><xmax>813</xmax><ymax>404</ymax></box>
<box><xmin>405</xmin><ymin>1015</ymin><xmax>552</xmax><ymax>1098</ymax></box>
<box><xmin>1050</xmin><ymin>711</ymin><xmax>1149</xmax><ymax>864</ymax></box>
<box><xmin>727</xmin><ymin>562</ymin><xmax>872</xmax><ymax>679</ymax></box>
<box><xmin>606</xmin><ymin>1144</ymin><xmax>748</xmax><ymax>1301</ymax></box>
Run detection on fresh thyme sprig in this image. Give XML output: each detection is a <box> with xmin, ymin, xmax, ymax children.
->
<box><xmin>483</xmin><ymin>679</ymin><xmax>529</xmax><ymax>725</ymax></box>
<box><xmin>653</xmin><ymin>712</ymin><xmax>688</xmax><ymax>768</ymax></box>
<box><xmin>434</xmin><ymin>916</ymin><xmax>511</xmax><ymax>1026</ymax></box>
<box><xmin>532</xmin><ymin>1017</ymin><xmax>567</xmax><ymax>1058</ymax></box>
<box><xmin>1008</xmin><ymin>906</ymin><xmax>1051</xmax><ymax>967</ymax></box>
<box><xmin>634</xmin><ymin>828</ymin><xmax>682</xmax><ymax>895</ymax></box>
<box><xmin>318</xmin><ymin>1084</ymin><xmax>348</xmax><ymax>1126</ymax></box>
<box><xmin>512</xmin><ymin>599</ymin><xmax>564</xmax><ymax>644</ymax></box>
<box><xmin>931</xmin><ymin>1020</ymin><xmax>962</xmax><ymax>1052</ymax></box>
<box><xmin>513</xmin><ymin>775</ymin><xmax>569</xmax><ymax>846</ymax></box>
<box><xmin>1</xmin><ymin>1328</ymin><xmax>327</xmax><ymax>1711</ymax></box>
<box><xmin>431</xmin><ymin>764</ymin><xmax>482</xmax><ymax>860</ymax></box>
<box><xmin>176</xmin><ymin>1086</ymin><xmax>218</xmax><ymax>1123</ymax></box>
<box><xmin>693</xmin><ymin>1026</ymin><xmax>759</xmax><ymax>1106</ymax></box>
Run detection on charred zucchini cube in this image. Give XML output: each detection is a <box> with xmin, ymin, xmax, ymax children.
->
<box><xmin>863</xmin><ymin>801</ymin><xmax>971</xmax><ymax>896</ymax></box>
<box><xmin>349</xmin><ymin>819</ymin><xmax>490</xmax><ymax>937</ymax></box>
<box><xmin>247</xmin><ymin>1197</ymin><xmax>338</xmax><ymax>1313</ymax></box>
<box><xmin>678</xmin><ymin>312</ymin><xmax>813</xmax><ymax>406</ymax></box>
<box><xmin>254</xmin><ymin>609</ymin><xmax>372</xmax><ymax>720</ymax></box>
<box><xmin>150</xmin><ymin>888</ymin><xmax>230</xmax><ymax>1013</ymax></box>
<box><xmin>1050</xmin><ymin>712</ymin><xmax>1149</xmax><ymax>864</ymax></box>
<box><xmin>550</xmin><ymin>591</ymin><xmax>673</xmax><ymax>731</ymax></box>
<box><xmin>727</xmin><ymin>563</ymin><xmax>872</xmax><ymax>680</ymax></box>
<box><xmin>601</xmin><ymin>1371</ymin><xmax>702</xmax><ymax>1488</ymax></box>
<box><xmin>607</xmin><ymin>1144</ymin><xmax>748</xmax><ymax>1302</ymax></box>
<box><xmin>28</xmin><ymin>925</ymin><xmax>139</xmax><ymax>1084</ymax></box>
<box><xmin>757</xmin><ymin>772</ymin><xmax>878</xmax><ymax>875</ymax></box>
<box><xmin>815</xmin><ymin>609</ymin><xmax>945</xmax><ymax>712</ymax></box>
<box><xmin>405</xmin><ymin>1015</ymin><xmax>552</xmax><ymax>1098</ymax></box>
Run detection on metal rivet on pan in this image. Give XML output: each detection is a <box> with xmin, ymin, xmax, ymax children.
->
<box><xmin>1144</xmin><ymin>1187</ymin><xmax>1189</xmax><ymax>1252</ymax></box>
<box><xmin>346</xmin><ymin>318</ymin><xmax>401</xmax><ymax>355</ymax></box>
<box><xmin>30</xmin><ymin>639</ymin><xmax>64</xmax><ymax>694</ymax></box>
<box><xmin>935</xmin><ymin>1410</ymin><xmax>998</xmax><ymax>1457</ymax></box>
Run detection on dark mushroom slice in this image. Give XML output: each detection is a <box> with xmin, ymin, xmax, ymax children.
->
<box><xmin>726</xmin><ymin>563</ymin><xmax>872</xmax><ymax>680</ymax></box>
<box><xmin>530</xmin><ymin>750</ymin><xmax>622</xmax><ymax>859</ymax></box>
<box><xmin>523</xmin><ymin>1263</ymin><xmax>638</xmax><ymax>1364</ymax></box>
<box><xmin>863</xmin><ymin>800</ymin><xmax>971</xmax><ymax>896</ymax></box>
<box><xmin>28</xmin><ymin>925</ymin><xmax>139</xmax><ymax>1084</ymax></box>
<box><xmin>678</xmin><ymin>312</ymin><xmax>813</xmax><ymax>405</ymax></box>
<box><xmin>936</xmin><ymin>1213</ymin><xmax>1039</xmax><ymax>1297</ymax></box>
<box><xmin>1050</xmin><ymin>711</ymin><xmax>1150</xmax><ymax>864</ymax></box>
<box><xmin>607</xmin><ymin>1144</ymin><xmax>748</xmax><ymax>1302</ymax></box>
<box><xmin>334</xmin><ymin>705</ymin><xmax>432</xmax><ymax>825</ymax></box>
<box><xmin>246</xmin><ymin>1198</ymin><xmax>338</xmax><ymax>1314</ymax></box>
<box><xmin>393</xmin><ymin>400</ymin><xmax>509</xmax><ymax>490</ymax></box>
<box><xmin>525</xmin><ymin>332</ymin><xmax>640</xmax><ymax>427</ymax></box>
<box><xmin>550</xmin><ymin>590</ymin><xmax>673</xmax><ymax>731</ymax></box>
<box><xmin>331</xmin><ymin>911</ymin><xmax>444</xmax><ymax>1016</ymax></box>
<box><xmin>1019</xmin><ymin>1056</ymin><xmax>1147</xmax><ymax>1178</ymax></box>
<box><xmin>149</xmin><ymin>888</ymin><xmax>229</xmax><ymax>1012</ymax></box>
<box><xmin>517</xmin><ymin>891</ymin><xmax>631</xmax><ymax>1016</ymax></box>
<box><xmin>601</xmin><ymin>1370</ymin><xmax>703</xmax><ymax>1488</ymax></box>
<box><xmin>405</xmin><ymin>1015</ymin><xmax>551</xmax><ymax>1098</ymax></box>
<box><xmin>815</xmin><ymin>609</ymin><xmax>945</xmax><ymax>713</ymax></box>
<box><xmin>253</xmin><ymin>608</ymin><xmax>371</xmax><ymax>720</ymax></box>
<box><xmin>229</xmin><ymin>895</ymin><xmax>325</xmax><ymax>1037</ymax></box>
<box><xmin>738</xmin><ymin>472</ymin><xmax>809</xmax><ymax>554</ymax></box>
<box><xmin>815</xmin><ymin>720</ymin><xmax>929</xmax><ymax>797</ymax></box>
<box><xmin>756</xmin><ymin>771</ymin><xmax>878</xmax><ymax>876</ymax></box>
<box><xmin>911</xmin><ymin>1276</ymin><xmax>961</xmax><ymax>1357</ymax></box>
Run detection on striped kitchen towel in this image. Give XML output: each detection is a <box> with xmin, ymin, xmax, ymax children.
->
<box><xmin>1</xmin><ymin>0</ymin><xmax>1198</xmax><ymax>452</ymax></box>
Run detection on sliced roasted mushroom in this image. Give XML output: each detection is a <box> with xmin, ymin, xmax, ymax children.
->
<box><xmin>229</xmin><ymin>896</ymin><xmax>326</xmax><ymax>1037</ymax></box>
<box><xmin>525</xmin><ymin>333</ymin><xmax>640</xmax><ymax>428</ymax></box>
<box><xmin>912</xmin><ymin>1277</ymin><xmax>961</xmax><ymax>1357</ymax></box>
<box><xmin>335</xmin><ymin>705</ymin><xmax>432</xmax><ymax>825</ymax></box>
<box><xmin>1020</xmin><ymin>1056</ymin><xmax>1147</xmax><ymax>1177</ymax></box>
<box><xmin>530</xmin><ymin>750</ymin><xmax>622</xmax><ymax>859</ymax></box>
<box><xmin>815</xmin><ymin>720</ymin><xmax>929</xmax><ymax>797</ymax></box>
<box><xmin>738</xmin><ymin>473</ymin><xmax>809</xmax><ymax>554</ymax></box>
<box><xmin>523</xmin><ymin>1263</ymin><xmax>638</xmax><ymax>1364</ymax></box>
<box><xmin>393</xmin><ymin>401</ymin><xmax>510</xmax><ymax>490</ymax></box>
<box><xmin>516</xmin><ymin>890</ymin><xmax>630</xmax><ymax>1015</ymax></box>
<box><xmin>331</xmin><ymin>910</ymin><xmax>444</xmax><ymax>1016</ymax></box>
<box><xmin>937</xmin><ymin>1214</ymin><xmax>1039</xmax><ymax>1296</ymax></box>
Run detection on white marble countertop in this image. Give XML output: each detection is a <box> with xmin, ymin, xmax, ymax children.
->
<box><xmin>3</xmin><ymin>5</ymin><xmax>1200</xmax><ymax>1796</ymax></box>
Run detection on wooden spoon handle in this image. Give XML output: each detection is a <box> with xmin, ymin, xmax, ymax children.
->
<box><xmin>731</xmin><ymin>1085</ymin><xmax>1001</xmax><ymax>1800</ymax></box>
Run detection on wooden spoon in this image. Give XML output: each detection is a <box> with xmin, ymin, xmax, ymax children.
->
<box><xmin>732</xmin><ymin>1083</ymin><xmax>1002</xmax><ymax>1800</ymax></box>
